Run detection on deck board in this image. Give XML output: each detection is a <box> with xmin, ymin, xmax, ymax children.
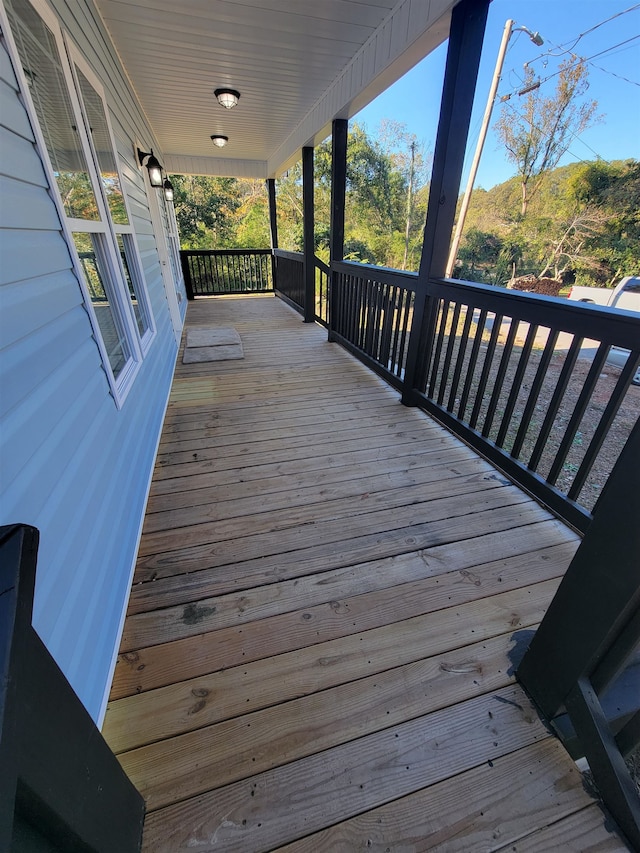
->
<box><xmin>103</xmin><ymin>294</ymin><xmax>628</xmax><ymax>851</ymax></box>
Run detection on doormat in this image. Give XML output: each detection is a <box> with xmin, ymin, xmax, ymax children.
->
<box><xmin>183</xmin><ymin>327</ymin><xmax>244</xmax><ymax>363</ymax></box>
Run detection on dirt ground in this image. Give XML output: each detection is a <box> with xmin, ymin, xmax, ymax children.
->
<box><xmin>429</xmin><ymin>312</ymin><xmax>639</xmax><ymax>514</ymax></box>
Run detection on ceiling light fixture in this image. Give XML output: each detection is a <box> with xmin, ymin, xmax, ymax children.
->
<box><xmin>214</xmin><ymin>88</ymin><xmax>240</xmax><ymax>109</ymax></box>
<box><xmin>210</xmin><ymin>134</ymin><xmax>229</xmax><ymax>148</ymax></box>
<box><xmin>163</xmin><ymin>178</ymin><xmax>174</xmax><ymax>201</ymax></box>
<box><xmin>137</xmin><ymin>148</ymin><xmax>163</xmax><ymax>187</ymax></box>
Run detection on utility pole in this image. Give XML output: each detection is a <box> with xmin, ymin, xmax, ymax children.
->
<box><xmin>402</xmin><ymin>140</ymin><xmax>416</xmax><ymax>270</ymax></box>
<box><xmin>445</xmin><ymin>19</ymin><xmax>542</xmax><ymax>278</ymax></box>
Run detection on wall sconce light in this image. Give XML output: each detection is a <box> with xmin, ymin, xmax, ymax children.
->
<box><xmin>137</xmin><ymin>148</ymin><xmax>163</xmax><ymax>187</ymax></box>
<box><xmin>163</xmin><ymin>178</ymin><xmax>174</xmax><ymax>201</ymax></box>
<box><xmin>210</xmin><ymin>135</ymin><xmax>229</xmax><ymax>148</ymax></box>
<box><xmin>214</xmin><ymin>88</ymin><xmax>240</xmax><ymax>109</ymax></box>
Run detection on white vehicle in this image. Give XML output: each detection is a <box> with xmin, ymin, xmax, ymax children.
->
<box><xmin>568</xmin><ymin>277</ymin><xmax>640</xmax><ymax>385</ymax></box>
<box><xmin>568</xmin><ymin>276</ymin><xmax>640</xmax><ymax>311</ymax></box>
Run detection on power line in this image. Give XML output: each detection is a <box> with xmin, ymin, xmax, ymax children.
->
<box><xmin>588</xmin><ymin>61</ymin><xmax>640</xmax><ymax>88</ymax></box>
<box><xmin>527</xmin><ymin>3</ymin><xmax>640</xmax><ymax>62</ymax></box>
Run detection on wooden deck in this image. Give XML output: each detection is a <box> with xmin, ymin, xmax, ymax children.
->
<box><xmin>103</xmin><ymin>294</ymin><xmax>628</xmax><ymax>852</ymax></box>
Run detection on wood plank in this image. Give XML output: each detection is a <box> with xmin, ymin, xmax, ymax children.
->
<box><xmin>142</xmin><ymin>455</ymin><xmax>495</xmax><ymax>535</ymax></box>
<box><xmin>124</xmin><ymin>524</ymin><xmax>562</xmax><ymax>652</ymax></box>
<box><xmin>158</xmin><ymin>386</ymin><xmax>398</xmax><ymax>433</ymax></box>
<box><xmin>150</xmin><ymin>423</ymin><xmax>444</xmax><ymax>481</ymax></box>
<box><xmin>497</xmin><ymin>804</ymin><xmax>630</xmax><ymax>852</ymax></box>
<box><xmin>145</xmin><ymin>444</ymin><xmax>473</xmax><ymax>515</ymax></box>
<box><xmin>273</xmin><ymin>741</ymin><xmax>599</xmax><ymax>852</ymax></box>
<box><xmin>156</xmin><ymin>404</ymin><xmax>406</xmax><ymax>455</ymax></box>
<box><xmin>139</xmin><ymin>685</ymin><xmax>549</xmax><ymax>844</ymax></box>
<box><xmin>157</xmin><ymin>395</ymin><xmax>401</xmax><ymax>445</ymax></box>
<box><xmin>148</xmin><ymin>431</ymin><xmax>458</xmax><ymax>497</ymax></box>
<box><xmin>127</xmin><ymin>519</ymin><xmax>576</xmax><ymax>616</ymax></box>
<box><xmin>135</xmin><ymin>486</ymin><xmax>535</xmax><ymax>577</ymax></box>
<box><xmin>155</xmin><ymin>416</ymin><xmax>442</xmax><ymax>470</ymax></box>
<box><xmin>114</xmin><ymin>535</ymin><xmax>575</xmax><ymax>698</ymax></box>
<box><xmin>107</xmin><ymin>615</ymin><xmax>536</xmax><ymax>755</ymax></box>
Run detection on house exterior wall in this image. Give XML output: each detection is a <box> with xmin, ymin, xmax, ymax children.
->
<box><xmin>0</xmin><ymin>0</ymin><xmax>180</xmax><ymax>722</ymax></box>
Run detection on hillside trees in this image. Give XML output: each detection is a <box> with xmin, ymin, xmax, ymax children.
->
<box><xmin>454</xmin><ymin>159</ymin><xmax>640</xmax><ymax>287</ymax></box>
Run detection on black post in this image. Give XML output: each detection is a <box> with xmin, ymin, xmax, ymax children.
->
<box><xmin>267</xmin><ymin>178</ymin><xmax>278</xmax><ymax>290</ymax></box>
<box><xmin>401</xmin><ymin>0</ymin><xmax>490</xmax><ymax>404</ymax></box>
<box><xmin>302</xmin><ymin>146</ymin><xmax>315</xmax><ymax>322</ymax></box>
<box><xmin>0</xmin><ymin>524</ymin><xmax>145</xmax><ymax>852</ymax></box>
<box><xmin>517</xmin><ymin>419</ymin><xmax>640</xmax><ymax>848</ymax></box>
<box><xmin>329</xmin><ymin>118</ymin><xmax>348</xmax><ymax>341</ymax></box>
<box><xmin>518</xmin><ymin>418</ymin><xmax>640</xmax><ymax>718</ymax></box>
<box><xmin>180</xmin><ymin>251</ymin><xmax>194</xmax><ymax>300</ymax></box>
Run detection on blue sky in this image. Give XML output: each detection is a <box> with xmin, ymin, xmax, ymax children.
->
<box><xmin>355</xmin><ymin>1</ymin><xmax>640</xmax><ymax>189</ymax></box>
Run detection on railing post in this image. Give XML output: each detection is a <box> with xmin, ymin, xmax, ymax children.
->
<box><xmin>518</xmin><ymin>418</ymin><xmax>640</xmax><ymax>715</ymax></box>
<box><xmin>401</xmin><ymin>0</ymin><xmax>490</xmax><ymax>405</ymax></box>
<box><xmin>267</xmin><ymin>178</ymin><xmax>278</xmax><ymax>290</ymax></box>
<box><xmin>302</xmin><ymin>146</ymin><xmax>315</xmax><ymax>322</ymax></box>
<box><xmin>328</xmin><ymin>118</ymin><xmax>347</xmax><ymax>342</ymax></box>
<box><xmin>0</xmin><ymin>524</ymin><xmax>144</xmax><ymax>851</ymax></box>
<box><xmin>517</xmin><ymin>419</ymin><xmax>640</xmax><ymax>848</ymax></box>
<box><xmin>180</xmin><ymin>250</ymin><xmax>195</xmax><ymax>300</ymax></box>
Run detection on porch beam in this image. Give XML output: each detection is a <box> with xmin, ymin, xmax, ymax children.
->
<box><xmin>329</xmin><ymin>118</ymin><xmax>348</xmax><ymax>340</ymax></box>
<box><xmin>267</xmin><ymin>178</ymin><xmax>278</xmax><ymax>289</ymax></box>
<box><xmin>302</xmin><ymin>146</ymin><xmax>315</xmax><ymax>322</ymax></box>
<box><xmin>402</xmin><ymin>0</ymin><xmax>490</xmax><ymax>404</ymax></box>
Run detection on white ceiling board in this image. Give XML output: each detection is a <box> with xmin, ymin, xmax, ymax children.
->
<box><xmin>94</xmin><ymin>0</ymin><xmax>457</xmax><ymax>177</ymax></box>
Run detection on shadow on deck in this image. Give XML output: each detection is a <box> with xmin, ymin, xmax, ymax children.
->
<box><xmin>103</xmin><ymin>294</ymin><xmax>626</xmax><ymax>851</ymax></box>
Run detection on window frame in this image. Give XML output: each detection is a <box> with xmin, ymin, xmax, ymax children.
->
<box><xmin>66</xmin><ymin>42</ymin><xmax>156</xmax><ymax>356</ymax></box>
<box><xmin>2</xmin><ymin>0</ymin><xmax>153</xmax><ymax>406</ymax></box>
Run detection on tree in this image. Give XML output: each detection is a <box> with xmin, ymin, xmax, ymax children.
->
<box><xmin>495</xmin><ymin>58</ymin><xmax>599</xmax><ymax>216</ymax></box>
<box><xmin>170</xmin><ymin>175</ymin><xmax>241</xmax><ymax>248</ymax></box>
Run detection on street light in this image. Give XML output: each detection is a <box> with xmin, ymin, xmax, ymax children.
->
<box><xmin>446</xmin><ymin>20</ymin><xmax>543</xmax><ymax>278</ymax></box>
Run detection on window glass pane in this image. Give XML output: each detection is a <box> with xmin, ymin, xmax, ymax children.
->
<box><xmin>73</xmin><ymin>233</ymin><xmax>129</xmax><ymax>376</ymax></box>
<box><xmin>75</xmin><ymin>67</ymin><xmax>129</xmax><ymax>225</ymax></box>
<box><xmin>6</xmin><ymin>0</ymin><xmax>100</xmax><ymax>221</ymax></box>
<box><xmin>117</xmin><ymin>235</ymin><xmax>148</xmax><ymax>336</ymax></box>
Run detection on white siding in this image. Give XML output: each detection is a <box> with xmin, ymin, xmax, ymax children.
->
<box><xmin>0</xmin><ymin>3</ymin><xmax>179</xmax><ymax>722</ymax></box>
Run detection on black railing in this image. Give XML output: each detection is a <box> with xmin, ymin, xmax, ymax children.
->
<box><xmin>273</xmin><ymin>249</ymin><xmax>304</xmax><ymax>313</ymax></box>
<box><xmin>178</xmin><ymin>247</ymin><xmax>639</xmax><ymax>532</ymax></box>
<box><xmin>331</xmin><ymin>260</ymin><xmax>417</xmax><ymax>391</ymax></box>
<box><xmin>404</xmin><ymin>279</ymin><xmax>640</xmax><ymax>533</ymax></box>
<box><xmin>518</xmin><ymin>420</ymin><xmax>640</xmax><ymax>850</ymax></box>
<box><xmin>0</xmin><ymin>524</ymin><xmax>144</xmax><ymax>851</ymax></box>
<box><xmin>180</xmin><ymin>249</ymin><xmax>273</xmax><ymax>297</ymax></box>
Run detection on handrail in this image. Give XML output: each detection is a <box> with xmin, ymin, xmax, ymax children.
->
<box><xmin>332</xmin><ymin>259</ymin><xmax>419</xmax><ymax>291</ymax></box>
<box><xmin>0</xmin><ymin>524</ymin><xmax>144</xmax><ymax>850</ymax></box>
<box><xmin>184</xmin><ymin>248</ymin><xmax>271</xmax><ymax>256</ymax></box>
<box><xmin>273</xmin><ymin>248</ymin><xmax>303</xmax><ymax>261</ymax></box>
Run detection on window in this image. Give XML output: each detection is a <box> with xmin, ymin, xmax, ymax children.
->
<box><xmin>71</xmin><ymin>54</ymin><xmax>154</xmax><ymax>352</ymax></box>
<box><xmin>5</xmin><ymin>0</ymin><xmax>154</xmax><ymax>403</ymax></box>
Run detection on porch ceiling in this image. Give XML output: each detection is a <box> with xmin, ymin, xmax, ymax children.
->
<box><xmin>94</xmin><ymin>0</ymin><xmax>454</xmax><ymax>178</ymax></box>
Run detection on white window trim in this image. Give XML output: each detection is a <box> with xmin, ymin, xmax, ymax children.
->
<box><xmin>1</xmin><ymin>0</ymin><xmax>146</xmax><ymax>407</ymax></box>
<box><xmin>66</xmin><ymin>41</ymin><xmax>156</xmax><ymax>356</ymax></box>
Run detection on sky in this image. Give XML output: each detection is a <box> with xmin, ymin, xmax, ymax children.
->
<box><xmin>354</xmin><ymin>0</ymin><xmax>640</xmax><ymax>190</ymax></box>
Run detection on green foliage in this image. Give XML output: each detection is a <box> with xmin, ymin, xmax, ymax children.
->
<box><xmin>495</xmin><ymin>58</ymin><xmax>599</xmax><ymax>216</ymax></box>
<box><xmin>455</xmin><ymin>159</ymin><xmax>640</xmax><ymax>287</ymax></box>
<box><xmin>169</xmin><ymin>121</ymin><xmax>636</xmax><ymax>290</ymax></box>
